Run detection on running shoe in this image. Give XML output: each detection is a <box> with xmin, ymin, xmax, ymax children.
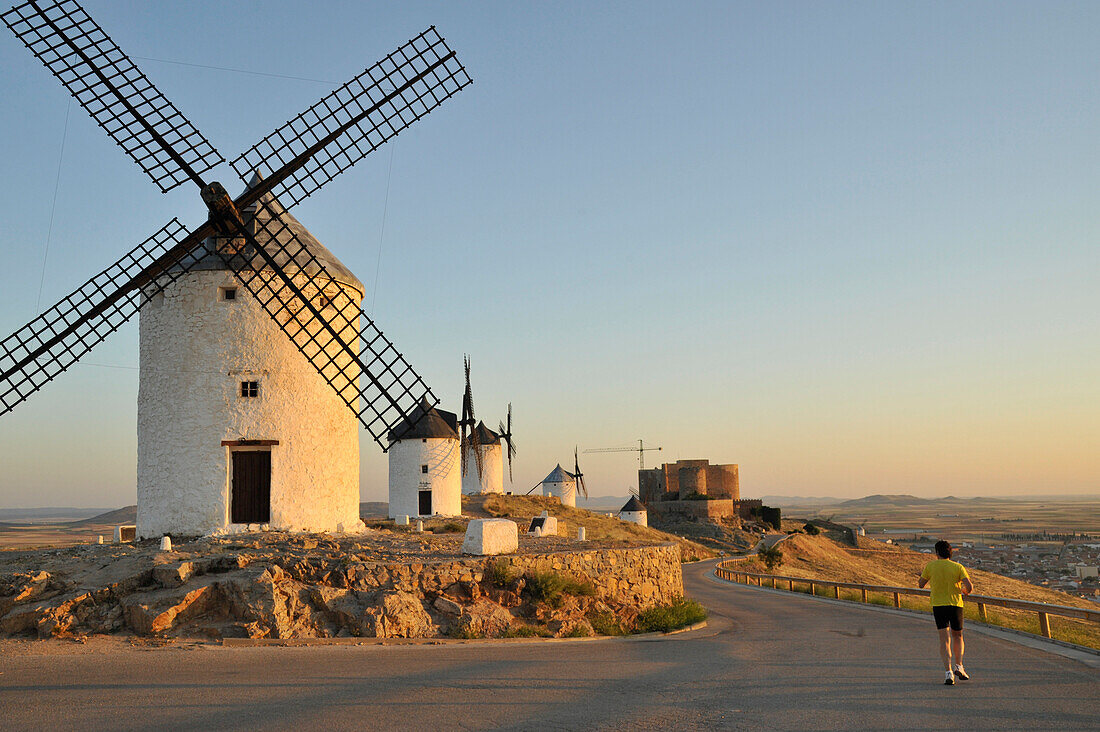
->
<box><xmin>944</xmin><ymin>671</ymin><xmax>955</xmax><ymax>685</ymax></box>
<box><xmin>954</xmin><ymin>665</ymin><xmax>969</xmax><ymax>681</ymax></box>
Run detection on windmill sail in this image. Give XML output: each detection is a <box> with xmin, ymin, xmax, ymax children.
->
<box><xmin>231</xmin><ymin>26</ymin><xmax>471</xmax><ymax>209</ymax></box>
<box><xmin>206</xmin><ymin>193</ymin><xmax>434</xmax><ymax>445</ymax></box>
<box><xmin>2</xmin><ymin>0</ymin><xmax>223</xmax><ymax>191</ymax></box>
<box><xmin>1</xmin><ymin>0</ymin><xmax>471</xmax><ymax>447</ymax></box>
<box><xmin>0</xmin><ymin>219</ymin><xmax>197</xmax><ymax>414</ymax></box>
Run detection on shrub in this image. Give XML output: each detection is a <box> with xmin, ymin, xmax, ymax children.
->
<box><xmin>524</xmin><ymin>570</ymin><xmax>596</xmax><ymax>606</ymax></box>
<box><xmin>485</xmin><ymin>558</ymin><xmax>516</xmax><ymax>587</ymax></box>
<box><xmin>500</xmin><ymin>624</ymin><xmax>552</xmax><ymax>638</ymax></box>
<box><xmin>803</xmin><ymin>522</ymin><xmax>821</xmax><ymax>536</ymax></box>
<box><xmin>587</xmin><ymin>610</ymin><xmax>627</xmax><ymax>637</ymax></box>
<box><xmin>565</xmin><ymin>623</ymin><xmax>592</xmax><ymax>638</ymax></box>
<box><xmin>447</xmin><ymin>621</ymin><xmax>482</xmax><ymax>639</ymax></box>
<box><xmin>759</xmin><ymin>545</ymin><xmax>784</xmax><ymax>571</ymax></box>
<box><xmin>436</xmin><ymin>522</ymin><xmax>464</xmax><ymax>534</ymax></box>
<box><xmin>636</xmin><ymin>598</ymin><xmax>708</xmax><ymax>633</ymax></box>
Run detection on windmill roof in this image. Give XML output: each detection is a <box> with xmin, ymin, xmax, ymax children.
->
<box><xmin>176</xmin><ymin>176</ymin><xmax>364</xmax><ymax>295</ymax></box>
<box><xmin>620</xmin><ymin>496</ymin><xmax>646</xmax><ymax>513</ymax></box>
<box><xmin>541</xmin><ymin>464</ymin><xmax>575</xmax><ymax>484</ymax></box>
<box><xmin>388</xmin><ymin>398</ymin><xmax>459</xmax><ymax>442</ymax></box>
<box><xmin>470</xmin><ymin>421</ymin><xmax>501</xmax><ymax>445</ymax></box>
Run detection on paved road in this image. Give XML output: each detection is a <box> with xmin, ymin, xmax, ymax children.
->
<box><xmin>1</xmin><ymin>560</ymin><xmax>1097</xmax><ymax>731</ymax></box>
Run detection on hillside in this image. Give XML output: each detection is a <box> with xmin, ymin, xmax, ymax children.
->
<box><xmin>737</xmin><ymin>532</ymin><xmax>1100</xmax><ymax>648</ymax></box>
<box><xmin>464</xmin><ymin>493</ymin><xmax>714</xmax><ymax>561</ymax></box>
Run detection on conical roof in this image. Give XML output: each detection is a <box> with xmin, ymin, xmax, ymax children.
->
<box><xmin>469</xmin><ymin>421</ymin><xmax>501</xmax><ymax>446</ymax></box>
<box><xmin>620</xmin><ymin>496</ymin><xmax>646</xmax><ymax>513</ymax></box>
<box><xmin>388</xmin><ymin>398</ymin><xmax>459</xmax><ymax>443</ymax></box>
<box><xmin>541</xmin><ymin>464</ymin><xmax>575</xmax><ymax>484</ymax></box>
<box><xmin>175</xmin><ymin>176</ymin><xmax>364</xmax><ymax>295</ymax></box>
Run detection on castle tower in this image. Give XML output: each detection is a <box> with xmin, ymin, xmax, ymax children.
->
<box><xmin>136</xmin><ymin>189</ymin><xmax>363</xmax><ymax>538</ymax></box>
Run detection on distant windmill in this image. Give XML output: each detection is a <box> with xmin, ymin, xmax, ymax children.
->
<box><xmin>459</xmin><ymin>355</ymin><xmax>484</xmax><ymax>484</ymax></box>
<box><xmin>497</xmin><ymin>403</ymin><xmax>516</xmax><ymax>484</ymax></box>
<box><xmin>573</xmin><ymin>446</ymin><xmax>588</xmax><ymax>500</ymax></box>
<box><xmin>0</xmin><ymin>0</ymin><xmax>471</xmax><ymax>537</ymax></box>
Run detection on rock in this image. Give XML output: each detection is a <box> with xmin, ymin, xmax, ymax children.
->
<box><xmin>0</xmin><ymin>571</ymin><xmax>51</xmax><ymax>617</ymax></box>
<box><xmin>432</xmin><ymin>596</ymin><xmax>463</xmax><ymax>616</ymax></box>
<box><xmin>153</xmin><ymin>561</ymin><xmax>195</xmax><ymax>588</ymax></box>
<box><xmin>457</xmin><ymin>600</ymin><xmax>514</xmax><ymax>638</ymax></box>
<box><xmin>121</xmin><ymin>583</ymin><xmax>216</xmax><ymax>635</ymax></box>
<box><xmin>362</xmin><ymin>591</ymin><xmax>433</xmax><ymax>638</ymax></box>
<box><xmin>462</xmin><ymin>519</ymin><xmax>518</xmax><ymax>556</ymax></box>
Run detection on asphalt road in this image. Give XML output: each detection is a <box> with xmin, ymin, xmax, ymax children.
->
<box><xmin>1</xmin><ymin>559</ymin><xmax>1097</xmax><ymax>731</ymax></box>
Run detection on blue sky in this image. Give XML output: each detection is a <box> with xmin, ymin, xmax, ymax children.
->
<box><xmin>0</xmin><ymin>1</ymin><xmax>1097</xmax><ymax>507</ymax></box>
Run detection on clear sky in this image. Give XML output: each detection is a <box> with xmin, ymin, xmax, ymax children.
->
<box><xmin>0</xmin><ymin>1</ymin><xmax>1096</xmax><ymax>507</ymax></box>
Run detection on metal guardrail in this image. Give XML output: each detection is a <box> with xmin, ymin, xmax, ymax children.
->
<box><xmin>714</xmin><ymin>561</ymin><xmax>1100</xmax><ymax>639</ymax></box>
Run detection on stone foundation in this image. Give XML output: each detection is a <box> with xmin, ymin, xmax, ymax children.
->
<box><xmin>0</xmin><ymin>541</ymin><xmax>683</xmax><ymax>640</ymax></box>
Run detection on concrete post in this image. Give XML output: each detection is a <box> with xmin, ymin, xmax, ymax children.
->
<box><xmin>578</xmin><ymin>527</ymin><xmax>586</xmax><ymax>541</ymax></box>
<box><xmin>159</xmin><ymin>536</ymin><xmax>172</xmax><ymax>551</ymax></box>
<box><xmin>416</xmin><ymin>519</ymin><xmax>424</xmax><ymax>533</ymax></box>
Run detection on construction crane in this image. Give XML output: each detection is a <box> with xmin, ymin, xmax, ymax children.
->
<box><xmin>584</xmin><ymin>440</ymin><xmax>663</xmax><ymax>470</ymax></box>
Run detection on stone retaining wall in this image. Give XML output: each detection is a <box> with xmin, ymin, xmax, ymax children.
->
<box><xmin>342</xmin><ymin>543</ymin><xmax>683</xmax><ymax>608</ymax></box>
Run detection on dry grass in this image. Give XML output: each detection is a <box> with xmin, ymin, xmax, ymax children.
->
<box><xmin>739</xmin><ymin>533</ymin><xmax>1100</xmax><ymax>650</ymax></box>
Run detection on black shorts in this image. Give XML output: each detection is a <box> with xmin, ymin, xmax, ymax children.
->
<box><xmin>933</xmin><ymin>605</ymin><xmax>963</xmax><ymax>631</ymax></box>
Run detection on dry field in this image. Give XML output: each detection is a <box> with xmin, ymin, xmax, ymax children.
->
<box><xmin>783</xmin><ymin>496</ymin><xmax>1100</xmax><ymax>540</ymax></box>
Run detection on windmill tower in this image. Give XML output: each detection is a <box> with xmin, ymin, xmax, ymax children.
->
<box><xmin>387</xmin><ymin>399</ymin><xmax>461</xmax><ymax>518</ymax></box>
<box><xmin>461</xmin><ymin>422</ymin><xmax>503</xmax><ymax>495</ymax></box>
<box><xmin>539</xmin><ymin>449</ymin><xmax>587</xmax><ymax>508</ymax></box>
<box><xmin>0</xmin><ymin>0</ymin><xmax>471</xmax><ymax>537</ymax></box>
<box><xmin>457</xmin><ymin>360</ymin><xmax>514</xmax><ymax>495</ymax></box>
<box><xmin>137</xmin><ymin>185</ymin><xmax>364</xmax><ymax>536</ymax></box>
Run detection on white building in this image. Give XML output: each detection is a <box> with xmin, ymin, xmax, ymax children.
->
<box><xmin>388</xmin><ymin>399</ymin><xmax>461</xmax><ymax>518</ymax></box>
<box><xmin>540</xmin><ymin>464</ymin><xmax>577</xmax><ymax>508</ymax></box>
<box><xmin>137</xmin><ymin>189</ymin><xmax>362</xmax><ymax>538</ymax></box>
<box><xmin>461</xmin><ymin>421</ymin><xmax>503</xmax><ymax>495</ymax></box>
<box><xmin>619</xmin><ymin>496</ymin><xmax>647</xmax><ymax>527</ymax></box>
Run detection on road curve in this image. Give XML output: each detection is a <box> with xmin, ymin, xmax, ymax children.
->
<box><xmin>0</xmin><ymin>559</ymin><xmax>1096</xmax><ymax>731</ymax></box>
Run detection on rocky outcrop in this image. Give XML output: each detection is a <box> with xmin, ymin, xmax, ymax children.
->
<box><xmin>0</xmin><ymin>537</ymin><xmax>683</xmax><ymax>640</ymax></box>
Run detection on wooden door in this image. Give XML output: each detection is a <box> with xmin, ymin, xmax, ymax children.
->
<box><xmin>232</xmin><ymin>450</ymin><xmax>271</xmax><ymax>523</ymax></box>
<box><xmin>418</xmin><ymin>489</ymin><xmax>432</xmax><ymax>517</ymax></box>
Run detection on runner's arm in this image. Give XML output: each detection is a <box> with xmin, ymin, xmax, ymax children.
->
<box><xmin>961</xmin><ymin>578</ymin><xmax>973</xmax><ymax>595</ymax></box>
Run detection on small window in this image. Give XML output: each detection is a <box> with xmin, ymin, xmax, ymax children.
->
<box><xmin>220</xmin><ymin>287</ymin><xmax>237</xmax><ymax>301</ymax></box>
<box><xmin>421</xmin><ymin>464</ymin><xmax>429</xmax><ymax>474</ymax></box>
<box><xmin>240</xmin><ymin>380</ymin><xmax>260</xmax><ymax>398</ymax></box>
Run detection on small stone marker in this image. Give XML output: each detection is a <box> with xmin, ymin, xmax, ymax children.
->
<box><xmin>578</xmin><ymin>527</ymin><xmax>586</xmax><ymax>541</ymax></box>
<box><xmin>415</xmin><ymin>519</ymin><xmax>424</xmax><ymax>533</ymax></box>
<box><xmin>396</xmin><ymin>514</ymin><xmax>409</xmax><ymax>526</ymax></box>
<box><xmin>96</xmin><ymin>535</ymin><xmax>103</xmax><ymax>544</ymax></box>
<box><xmin>160</xmin><ymin>536</ymin><xmax>172</xmax><ymax>552</ymax></box>
<box><xmin>461</xmin><ymin>518</ymin><xmax>518</xmax><ymax>556</ymax></box>
<box><xmin>527</xmin><ymin>516</ymin><xmax>558</xmax><ymax>537</ymax></box>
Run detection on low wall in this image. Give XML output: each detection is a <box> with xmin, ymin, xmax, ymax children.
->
<box><xmin>651</xmin><ymin>499</ymin><xmax>740</xmax><ymax>522</ymax></box>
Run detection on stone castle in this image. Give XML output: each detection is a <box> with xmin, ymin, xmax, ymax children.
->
<box><xmin>638</xmin><ymin>459</ymin><xmax>761</xmax><ymax>524</ymax></box>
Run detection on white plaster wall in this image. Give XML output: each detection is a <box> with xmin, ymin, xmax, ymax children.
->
<box><xmin>388</xmin><ymin>437</ymin><xmax>461</xmax><ymax>518</ymax></box>
<box><xmin>461</xmin><ymin>443</ymin><xmax>503</xmax><ymax>495</ymax></box>
<box><xmin>137</xmin><ymin>270</ymin><xmax>361</xmax><ymax>538</ymax></box>
<box><xmin>621</xmin><ymin>510</ymin><xmax>648</xmax><ymax>527</ymax></box>
<box><xmin>542</xmin><ymin>480</ymin><xmax>577</xmax><ymax>508</ymax></box>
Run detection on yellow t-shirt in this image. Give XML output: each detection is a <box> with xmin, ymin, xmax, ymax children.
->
<box><xmin>921</xmin><ymin>558</ymin><xmax>970</xmax><ymax>607</ymax></box>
